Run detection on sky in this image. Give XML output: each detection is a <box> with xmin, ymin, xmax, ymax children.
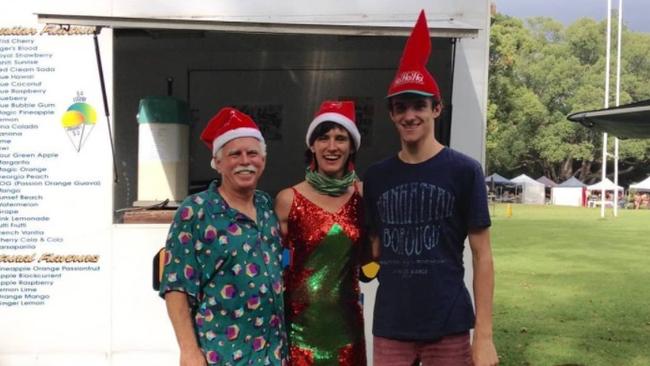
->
<box><xmin>495</xmin><ymin>0</ymin><xmax>649</xmax><ymax>33</ymax></box>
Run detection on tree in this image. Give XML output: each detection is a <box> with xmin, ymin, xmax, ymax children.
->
<box><xmin>488</xmin><ymin>14</ymin><xmax>650</xmax><ymax>184</ymax></box>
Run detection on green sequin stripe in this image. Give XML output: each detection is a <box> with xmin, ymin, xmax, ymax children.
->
<box><xmin>290</xmin><ymin>224</ymin><xmax>361</xmax><ymax>364</ymax></box>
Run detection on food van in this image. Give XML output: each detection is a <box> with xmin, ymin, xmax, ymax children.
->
<box><xmin>0</xmin><ymin>1</ymin><xmax>491</xmax><ymax>364</ymax></box>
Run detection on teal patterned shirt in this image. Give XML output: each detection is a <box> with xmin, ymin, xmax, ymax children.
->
<box><xmin>159</xmin><ymin>181</ymin><xmax>288</xmax><ymax>365</ymax></box>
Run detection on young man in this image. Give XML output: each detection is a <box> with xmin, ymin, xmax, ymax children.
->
<box><xmin>363</xmin><ymin>10</ymin><xmax>498</xmax><ymax>366</ymax></box>
<box><xmin>159</xmin><ymin>108</ymin><xmax>288</xmax><ymax>366</ymax></box>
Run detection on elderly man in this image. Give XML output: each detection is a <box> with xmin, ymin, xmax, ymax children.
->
<box><xmin>159</xmin><ymin>107</ymin><xmax>288</xmax><ymax>366</ymax></box>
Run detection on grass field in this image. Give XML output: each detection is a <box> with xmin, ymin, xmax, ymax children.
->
<box><xmin>490</xmin><ymin>204</ymin><xmax>650</xmax><ymax>366</ymax></box>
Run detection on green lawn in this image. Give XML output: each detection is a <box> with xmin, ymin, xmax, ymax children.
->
<box><xmin>490</xmin><ymin>204</ymin><xmax>650</xmax><ymax>366</ymax></box>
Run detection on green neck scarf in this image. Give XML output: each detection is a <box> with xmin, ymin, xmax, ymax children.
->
<box><xmin>305</xmin><ymin>167</ymin><xmax>357</xmax><ymax>197</ymax></box>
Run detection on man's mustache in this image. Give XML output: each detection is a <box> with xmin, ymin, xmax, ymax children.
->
<box><xmin>233</xmin><ymin>165</ymin><xmax>258</xmax><ymax>174</ymax></box>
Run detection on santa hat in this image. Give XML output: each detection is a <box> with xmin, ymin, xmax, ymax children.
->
<box><xmin>305</xmin><ymin>100</ymin><xmax>361</xmax><ymax>149</ymax></box>
<box><xmin>386</xmin><ymin>10</ymin><xmax>440</xmax><ymax>99</ymax></box>
<box><xmin>200</xmin><ymin>107</ymin><xmax>264</xmax><ymax>168</ymax></box>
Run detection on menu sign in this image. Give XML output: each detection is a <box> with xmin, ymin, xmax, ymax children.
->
<box><xmin>0</xmin><ymin>26</ymin><xmax>112</xmax><ymax>319</ymax></box>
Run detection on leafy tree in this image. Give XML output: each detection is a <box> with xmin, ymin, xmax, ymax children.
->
<box><xmin>488</xmin><ymin>14</ymin><xmax>650</xmax><ymax>184</ymax></box>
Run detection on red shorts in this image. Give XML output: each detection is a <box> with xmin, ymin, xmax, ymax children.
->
<box><xmin>373</xmin><ymin>332</ymin><xmax>473</xmax><ymax>366</ymax></box>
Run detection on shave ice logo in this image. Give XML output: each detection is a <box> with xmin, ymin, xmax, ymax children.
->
<box><xmin>393</xmin><ymin>70</ymin><xmax>425</xmax><ymax>86</ymax></box>
<box><xmin>60</xmin><ymin>91</ymin><xmax>97</xmax><ymax>152</ymax></box>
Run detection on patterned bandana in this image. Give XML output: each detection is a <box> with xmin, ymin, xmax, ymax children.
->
<box><xmin>305</xmin><ymin>167</ymin><xmax>357</xmax><ymax>197</ymax></box>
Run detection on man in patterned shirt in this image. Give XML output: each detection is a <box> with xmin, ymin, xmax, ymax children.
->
<box><xmin>159</xmin><ymin>107</ymin><xmax>288</xmax><ymax>366</ymax></box>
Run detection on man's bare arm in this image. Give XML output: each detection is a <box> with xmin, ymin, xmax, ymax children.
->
<box><xmin>468</xmin><ymin>227</ymin><xmax>498</xmax><ymax>366</ymax></box>
<box><xmin>165</xmin><ymin>291</ymin><xmax>207</xmax><ymax>366</ymax></box>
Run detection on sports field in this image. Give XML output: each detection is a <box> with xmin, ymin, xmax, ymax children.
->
<box><xmin>491</xmin><ymin>204</ymin><xmax>650</xmax><ymax>366</ymax></box>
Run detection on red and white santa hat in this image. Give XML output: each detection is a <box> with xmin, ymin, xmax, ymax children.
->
<box><xmin>305</xmin><ymin>100</ymin><xmax>361</xmax><ymax>149</ymax></box>
<box><xmin>386</xmin><ymin>10</ymin><xmax>441</xmax><ymax>99</ymax></box>
<box><xmin>200</xmin><ymin>107</ymin><xmax>264</xmax><ymax>168</ymax></box>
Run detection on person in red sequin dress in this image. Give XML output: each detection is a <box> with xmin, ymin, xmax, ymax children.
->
<box><xmin>275</xmin><ymin>101</ymin><xmax>367</xmax><ymax>366</ymax></box>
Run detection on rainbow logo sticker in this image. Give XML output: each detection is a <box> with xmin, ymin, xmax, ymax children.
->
<box><xmin>61</xmin><ymin>101</ymin><xmax>97</xmax><ymax>152</ymax></box>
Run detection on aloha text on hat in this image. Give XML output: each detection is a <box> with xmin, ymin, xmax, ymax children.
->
<box><xmin>387</xmin><ymin>10</ymin><xmax>441</xmax><ymax>99</ymax></box>
<box><xmin>306</xmin><ymin>100</ymin><xmax>361</xmax><ymax>149</ymax></box>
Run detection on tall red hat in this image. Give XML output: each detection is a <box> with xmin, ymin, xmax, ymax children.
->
<box><xmin>305</xmin><ymin>100</ymin><xmax>361</xmax><ymax>149</ymax></box>
<box><xmin>386</xmin><ymin>10</ymin><xmax>440</xmax><ymax>99</ymax></box>
<box><xmin>200</xmin><ymin>107</ymin><xmax>264</xmax><ymax>157</ymax></box>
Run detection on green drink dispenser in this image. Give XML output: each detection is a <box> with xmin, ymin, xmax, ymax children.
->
<box><xmin>136</xmin><ymin>96</ymin><xmax>190</xmax><ymax>205</ymax></box>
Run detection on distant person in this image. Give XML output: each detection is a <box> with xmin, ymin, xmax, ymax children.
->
<box><xmin>617</xmin><ymin>191</ymin><xmax>625</xmax><ymax>208</ymax></box>
<box><xmin>159</xmin><ymin>108</ymin><xmax>288</xmax><ymax>365</ymax></box>
<box><xmin>633</xmin><ymin>192</ymin><xmax>641</xmax><ymax>209</ymax></box>
<box><xmin>363</xmin><ymin>10</ymin><xmax>498</xmax><ymax>366</ymax></box>
<box><xmin>275</xmin><ymin>100</ymin><xmax>367</xmax><ymax>365</ymax></box>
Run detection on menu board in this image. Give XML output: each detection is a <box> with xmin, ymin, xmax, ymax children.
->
<box><xmin>0</xmin><ymin>25</ymin><xmax>112</xmax><ymax>331</ymax></box>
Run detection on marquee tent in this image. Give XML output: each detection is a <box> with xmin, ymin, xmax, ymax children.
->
<box><xmin>629</xmin><ymin>176</ymin><xmax>650</xmax><ymax>192</ymax></box>
<box><xmin>585</xmin><ymin>178</ymin><xmax>625</xmax><ymax>208</ymax></box>
<box><xmin>485</xmin><ymin>173</ymin><xmax>515</xmax><ymax>186</ymax></box>
<box><xmin>485</xmin><ymin>173</ymin><xmax>520</xmax><ymax>201</ymax></box>
<box><xmin>511</xmin><ymin>174</ymin><xmax>545</xmax><ymax>204</ymax></box>
<box><xmin>587</xmin><ymin>178</ymin><xmax>624</xmax><ymax>192</ymax></box>
<box><xmin>552</xmin><ymin>177</ymin><xmax>586</xmax><ymax>207</ymax></box>
<box><xmin>536</xmin><ymin>176</ymin><xmax>557</xmax><ymax>187</ymax></box>
<box><xmin>557</xmin><ymin>177</ymin><xmax>586</xmax><ymax>187</ymax></box>
<box><xmin>536</xmin><ymin>176</ymin><xmax>557</xmax><ymax>204</ymax></box>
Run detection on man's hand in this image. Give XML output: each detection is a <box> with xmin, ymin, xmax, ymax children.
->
<box><xmin>180</xmin><ymin>346</ymin><xmax>207</xmax><ymax>366</ymax></box>
<box><xmin>472</xmin><ymin>333</ymin><xmax>499</xmax><ymax>366</ymax></box>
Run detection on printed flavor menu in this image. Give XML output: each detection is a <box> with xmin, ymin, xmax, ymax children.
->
<box><xmin>0</xmin><ymin>29</ymin><xmax>103</xmax><ymax>307</ymax></box>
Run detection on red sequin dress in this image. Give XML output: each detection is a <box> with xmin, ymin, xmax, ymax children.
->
<box><xmin>284</xmin><ymin>187</ymin><xmax>367</xmax><ymax>366</ymax></box>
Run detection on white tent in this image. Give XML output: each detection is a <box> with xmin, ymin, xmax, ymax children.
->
<box><xmin>587</xmin><ymin>178</ymin><xmax>624</xmax><ymax>192</ymax></box>
<box><xmin>629</xmin><ymin>176</ymin><xmax>650</xmax><ymax>192</ymax></box>
<box><xmin>511</xmin><ymin>174</ymin><xmax>545</xmax><ymax>204</ymax></box>
<box><xmin>552</xmin><ymin>188</ymin><xmax>585</xmax><ymax>206</ymax></box>
<box><xmin>551</xmin><ymin>177</ymin><xmax>586</xmax><ymax>207</ymax></box>
<box><xmin>586</xmin><ymin>178</ymin><xmax>624</xmax><ymax>208</ymax></box>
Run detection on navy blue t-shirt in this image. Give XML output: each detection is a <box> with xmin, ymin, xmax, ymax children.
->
<box><xmin>363</xmin><ymin>147</ymin><xmax>491</xmax><ymax>341</ymax></box>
